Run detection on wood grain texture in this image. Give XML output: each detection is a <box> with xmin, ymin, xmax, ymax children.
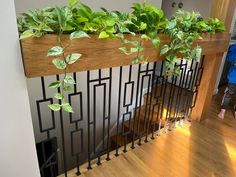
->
<box><xmin>62</xmin><ymin>88</ymin><xmax>236</xmax><ymax>177</ymax></box>
<box><xmin>211</xmin><ymin>0</ymin><xmax>236</xmax><ymax>31</ymax></box>
<box><xmin>192</xmin><ymin>53</ymin><xmax>224</xmax><ymax>122</ymax></box>
<box><xmin>191</xmin><ymin>0</ymin><xmax>236</xmax><ymax>122</ymax></box>
<box><xmin>21</xmin><ymin>33</ymin><xmax>230</xmax><ymax>78</ymax></box>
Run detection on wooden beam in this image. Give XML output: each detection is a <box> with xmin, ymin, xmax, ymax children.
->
<box><xmin>211</xmin><ymin>0</ymin><xmax>236</xmax><ymax>31</ymax></box>
<box><xmin>21</xmin><ymin>33</ymin><xmax>230</xmax><ymax>78</ymax></box>
<box><xmin>192</xmin><ymin>54</ymin><xmax>224</xmax><ymax>121</ymax></box>
<box><xmin>192</xmin><ymin>0</ymin><xmax>235</xmax><ymax>121</ymax></box>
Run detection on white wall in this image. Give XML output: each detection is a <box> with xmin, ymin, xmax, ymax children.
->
<box><xmin>162</xmin><ymin>0</ymin><xmax>212</xmax><ymax>19</ymax></box>
<box><xmin>0</xmin><ymin>1</ymin><xmax>40</xmax><ymax>177</ymax></box>
<box><xmin>15</xmin><ymin>0</ymin><xmax>162</xmax><ymax>14</ymax></box>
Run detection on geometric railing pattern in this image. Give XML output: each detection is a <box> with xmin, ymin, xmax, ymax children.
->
<box><xmin>29</xmin><ymin>57</ymin><xmax>204</xmax><ymax>177</ymax></box>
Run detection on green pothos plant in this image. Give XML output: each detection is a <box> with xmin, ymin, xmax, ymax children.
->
<box><xmin>46</xmin><ymin>31</ymin><xmax>89</xmax><ymax>113</ymax></box>
<box><xmin>18</xmin><ymin>0</ymin><xmax>225</xmax><ymax>113</ymax></box>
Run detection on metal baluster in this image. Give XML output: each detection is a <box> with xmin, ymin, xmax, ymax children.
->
<box><xmin>166</xmin><ymin>73</ymin><xmax>178</xmax><ymax>131</ymax></box>
<box><xmin>150</xmin><ymin>62</ymin><xmax>164</xmax><ymax>138</ymax></box>
<box><xmin>185</xmin><ymin>61</ymin><xmax>199</xmax><ymax>121</ymax></box>
<box><xmin>173</xmin><ymin>60</ymin><xmax>184</xmax><ymax>128</ymax></box>
<box><xmin>137</xmin><ymin>64</ymin><xmax>150</xmax><ymax>145</ymax></box>
<box><xmin>87</xmin><ymin>68</ymin><xmax>112</xmax><ymax>168</ymax></box>
<box><xmin>106</xmin><ymin>68</ymin><xmax>112</xmax><ymax>161</ymax></box>
<box><xmin>178</xmin><ymin>60</ymin><xmax>188</xmax><ymax>126</ymax></box>
<box><xmin>131</xmin><ymin>64</ymin><xmax>141</xmax><ymax>149</ymax></box>
<box><xmin>183</xmin><ymin>61</ymin><xmax>195</xmax><ymax>124</ymax></box>
<box><xmin>182</xmin><ymin>60</ymin><xmax>194</xmax><ymax>124</ymax></box>
<box><xmin>115</xmin><ymin>66</ymin><xmax>122</xmax><ymax>156</ymax></box>
<box><xmin>122</xmin><ymin>65</ymin><xmax>134</xmax><ymax>152</ymax></box>
<box><xmin>87</xmin><ymin>71</ymin><xmax>92</xmax><ymax>169</ymax></box>
<box><xmin>56</xmin><ymin>74</ymin><xmax>68</xmax><ymax>177</ymax></box>
<box><xmin>145</xmin><ymin>62</ymin><xmax>157</xmax><ymax>142</ymax></box>
<box><xmin>163</xmin><ymin>72</ymin><xmax>176</xmax><ymax>132</ymax></box>
<box><xmin>158</xmin><ymin>74</ymin><xmax>168</xmax><ymax>136</ymax></box>
<box><xmin>69</xmin><ymin>72</ymin><xmax>84</xmax><ymax>176</ymax></box>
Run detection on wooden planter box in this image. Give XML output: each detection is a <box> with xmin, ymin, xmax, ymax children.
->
<box><xmin>20</xmin><ymin>33</ymin><xmax>230</xmax><ymax>78</ymax></box>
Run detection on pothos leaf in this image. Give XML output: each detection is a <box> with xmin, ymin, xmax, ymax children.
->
<box><xmin>173</xmin><ymin>67</ymin><xmax>180</xmax><ymax>76</ymax></box>
<box><xmin>115</xmin><ymin>33</ymin><xmax>124</xmax><ymax>39</ymax></box>
<box><xmin>119</xmin><ymin>47</ymin><xmax>128</xmax><ymax>54</ymax></box>
<box><xmin>20</xmin><ymin>30</ymin><xmax>34</xmax><ymax>40</ymax></box>
<box><xmin>130</xmin><ymin>47</ymin><xmax>138</xmax><ymax>53</ymax></box>
<box><xmin>123</xmin><ymin>39</ymin><xmax>139</xmax><ymax>46</ymax></box>
<box><xmin>149</xmin><ymin>31</ymin><xmax>157</xmax><ymax>39</ymax></box>
<box><xmin>98</xmin><ymin>31</ymin><xmax>110</xmax><ymax>39</ymax></box>
<box><xmin>68</xmin><ymin>0</ymin><xmax>78</xmax><ymax>8</ymax></box>
<box><xmin>132</xmin><ymin>3</ymin><xmax>141</xmax><ymax>11</ymax></box>
<box><xmin>48</xmin><ymin>81</ymin><xmax>61</xmax><ymax>89</ymax></box>
<box><xmin>54</xmin><ymin>7</ymin><xmax>66</xmax><ymax>30</ymax></box>
<box><xmin>105</xmin><ymin>16</ymin><xmax>116</xmax><ymax>26</ymax></box>
<box><xmin>166</xmin><ymin>20</ymin><xmax>177</xmax><ymax>29</ymax></box>
<box><xmin>152</xmin><ymin>38</ymin><xmax>160</xmax><ymax>48</ymax></box>
<box><xmin>140</xmin><ymin>22</ymin><xmax>147</xmax><ymax>31</ymax></box>
<box><xmin>132</xmin><ymin>57</ymin><xmax>139</xmax><ymax>64</ymax></box>
<box><xmin>52</xmin><ymin>59</ymin><xmax>67</xmax><ymax>69</ymax></box>
<box><xmin>63</xmin><ymin>86</ymin><xmax>72</xmax><ymax>92</ymax></box>
<box><xmin>192</xmin><ymin>46</ymin><xmax>202</xmax><ymax>62</ymax></box>
<box><xmin>54</xmin><ymin>93</ymin><xmax>64</xmax><ymax>100</ymax></box>
<box><xmin>140</xmin><ymin>54</ymin><xmax>145</xmax><ymax>60</ymax></box>
<box><xmin>142</xmin><ymin>60</ymin><xmax>148</xmax><ymax>65</ymax></box>
<box><xmin>160</xmin><ymin>45</ymin><xmax>170</xmax><ymax>56</ymax></box>
<box><xmin>47</xmin><ymin>46</ymin><xmax>63</xmax><ymax>56</ymax></box>
<box><xmin>62</xmin><ymin>103</ymin><xmax>74</xmax><ymax>113</ymax></box>
<box><xmin>176</xmin><ymin>9</ymin><xmax>185</xmax><ymax>15</ymax></box>
<box><xmin>64</xmin><ymin>75</ymin><xmax>76</xmax><ymax>84</ymax></box>
<box><xmin>66</xmin><ymin>53</ymin><xmax>82</xmax><ymax>64</ymax></box>
<box><xmin>48</xmin><ymin>104</ymin><xmax>61</xmax><ymax>111</ymax></box>
<box><xmin>119</xmin><ymin>26</ymin><xmax>135</xmax><ymax>35</ymax></box>
<box><xmin>70</xmin><ymin>31</ymin><xmax>90</xmax><ymax>40</ymax></box>
<box><xmin>141</xmin><ymin>34</ymin><xmax>151</xmax><ymax>41</ymax></box>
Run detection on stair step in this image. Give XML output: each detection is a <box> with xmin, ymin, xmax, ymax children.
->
<box><xmin>111</xmin><ymin>135</ymin><xmax>132</xmax><ymax>147</ymax></box>
<box><xmin>110</xmin><ymin>111</ymin><xmax>166</xmax><ymax>149</ymax></box>
<box><xmin>143</xmin><ymin>83</ymin><xmax>193</xmax><ymax>107</ymax></box>
<box><xmin>122</xmin><ymin>115</ymin><xmax>161</xmax><ymax>137</ymax></box>
<box><xmin>134</xmin><ymin>105</ymin><xmax>183</xmax><ymax>126</ymax></box>
<box><xmin>110</xmin><ymin>83</ymin><xmax>190</xmax><ymax>150</ymax></box>
<box><xmin>123</xmin><ymin>116</ymin><xmax>147</xmax><ymax>134</ymax></box>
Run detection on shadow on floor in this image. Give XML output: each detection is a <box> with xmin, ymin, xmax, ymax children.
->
<box><xmin>189</xmin><ymin>86</ymin><xmax>236</xmax><ymax>177</ymax></box>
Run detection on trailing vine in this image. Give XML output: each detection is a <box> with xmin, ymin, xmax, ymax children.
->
<box><xmin>47</xmin><ymin>30</ymin><xmax>89</xmax><ymax>112</ymax></box>
<box><xmin>17</xmin><ymin>0</ymin><xmax>225</xmax><ymax>113</ymax></box>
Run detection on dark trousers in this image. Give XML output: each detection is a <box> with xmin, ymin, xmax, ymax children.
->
<box><xmin>221</xmin><ymin>83</ymin><xmax>236</xmax><ymax>110</ymax></box>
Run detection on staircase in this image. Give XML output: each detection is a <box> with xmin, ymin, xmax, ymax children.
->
<box><xmin>110</xmin><ymin>82</ymin><xmax>194</xmax><ymax>150</ymax></box>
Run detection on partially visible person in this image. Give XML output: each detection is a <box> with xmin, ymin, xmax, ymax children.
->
<box><xmin>218</xmin><ymin>43</ymin><xmax>236</xmax><ymax>120</ymax></box>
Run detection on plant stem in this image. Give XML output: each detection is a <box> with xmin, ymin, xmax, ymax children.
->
<box><xmin>58</xmin><ymin>31</ymin><xmax>67</xmax><ymax>104</ymax></box>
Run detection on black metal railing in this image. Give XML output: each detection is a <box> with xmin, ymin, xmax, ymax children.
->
<box><xmin>29</xmin><ymin>57</ymin><xmax>204</xmax><ymax>177</ymax></box>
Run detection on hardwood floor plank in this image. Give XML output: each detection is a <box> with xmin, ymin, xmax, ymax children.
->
<box><xmin>64</xmin><ymin>88</ymin><xmax>236</xmax><ymax>177</ymax></box>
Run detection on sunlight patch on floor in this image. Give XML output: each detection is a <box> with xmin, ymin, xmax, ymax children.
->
<box><xmin>177</xmin><ymin>124</ymin><xmax>191</xmax><ymax>137</ymax></box>
<box><xmin>225</xmin><ymin>142</ymin><xmax>236</xmax><ymax>159</ymax></box>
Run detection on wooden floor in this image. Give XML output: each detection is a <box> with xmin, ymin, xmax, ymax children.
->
<box><xmin>72</xmin><ymin>87</ymin><xmax>236</xmax><ymax>177</ymax></box>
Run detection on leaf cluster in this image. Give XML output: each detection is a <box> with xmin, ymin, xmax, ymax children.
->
<box><xmin>160</xmin><ymin>10</ymin><xmax>224</xmax><ymax>75</ymax></box>
<box><xmin>47</xmin><ymin>30</ymin><xmax>89</xmax><ymax>113</ymax></box>
<box><xmin>17</xmin><ymin>0</ymin><xmax>225</xmax><ymax>112</ymax></box>
<box><xmin>18</xmin><ymin>2</ymin><xmax>225</xmax><ymax>39</ymax></box>
<box><xmin>18</xmin><ymin>1</ymin><xmax>167</xmax><ymax>39</ymax></box>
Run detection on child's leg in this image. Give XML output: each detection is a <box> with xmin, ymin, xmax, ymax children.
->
<box><xmin>234</xmin><ymin>105</ymin><xmax>236</xmax><ymax>119</ymax></box>
<box><xmin>218</xmin><ymin>84</ymin><xmax>236</xmax><ymax>119</ymax></box>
